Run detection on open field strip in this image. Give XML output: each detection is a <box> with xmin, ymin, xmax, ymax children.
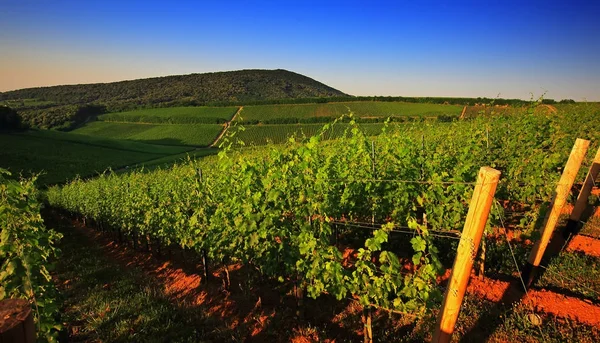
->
<box><xmin>72</xmin><ymin>121</ymin><xmax>224</xmax><ymax>147</ymax></box>
<box><xmin>98</xmin><ymin>106</ymin><xmax>239</xmax><ymax>124</ymax></box>
<box><xmin>240</xmin><ymin>101</ymin><xmax>462</xmax><ymax>122</ymax></box>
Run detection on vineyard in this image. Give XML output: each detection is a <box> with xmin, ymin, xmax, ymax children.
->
<box><xmin>97</xmin><ymin>106</ymin><xmax>239</xmax><ymax>124</ymax></box>
<box><xmin>36</xmin><ymin>102</ymin><xmax>600</xmax><ymax>341</ymax></box>
<box><xmin>0</xmin><ymin>170</ymin><xmax>62</xmax><ymax>341</ymax></box>
<box><xmin>240</xmin><ymin>101</ymin><xmax>462</xmax><ymax>124</ymax></box>
<box><xmin>2</xmin><ymin>101</ymin><xmax>600</xmax><ymax>341</ymax></box>
<box><xmin>0</xmin><ymin>132</ymin><xmax>190</xmax><ymax>185</ymax></box>
<box><xmin>232</xmin><ymin>123</ymin><xmax>388</xmax><ymax>145</ymax></box>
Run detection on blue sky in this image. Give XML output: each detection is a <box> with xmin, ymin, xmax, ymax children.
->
<box><xmin>1</xmin><ymin>0</ymin><xmax>599</xmax><ymax>100</ymax></box>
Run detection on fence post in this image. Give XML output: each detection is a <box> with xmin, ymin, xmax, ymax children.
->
<box><xmin>0</xmin><ymin>299</ymin><xmax>35</xmax><ymax>343</ymax></box>
<box><xmin>459</xmin><ymin>106</ymin><xmax>467</xmax><ymax>119</ymax></box>
<box><xmin>565</xmin><ymin>146</ymin><xmax>600</xmax><ymax>236</ymax></box>
<box><xmin>432</xmin><ymin>167</ymin><xmax>501</xmax><ymax>343</ymax></box>
<box><xmin>523</xmin><ymin>138</ymin><xmax>590</xmax><ymax>286</ymax></box>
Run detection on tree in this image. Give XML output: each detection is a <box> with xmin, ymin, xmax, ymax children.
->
<box><xmin>0</xmin><ymin>106</ymin><xmax>22</xmax><ymax>130</ymax></box>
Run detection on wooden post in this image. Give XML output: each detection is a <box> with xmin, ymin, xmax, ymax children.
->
<box><xmin>432</xmin><ymin>167</ymin><xmax>501</xmax><ymax>343</ymax></box>
<box><xmin>565</xmin><ymin>146</ymin><xmax>600</xmax><ymax>235</ymax></box>
<box><xmin>523</xmin><ymin>139</ymin><xmax>590</xmax><ymax>285</ymax></box>
<box><xmin>0</xmin><ymin>299</ymin><xmax>35</xmax><ymax>343</ymax></box>
<box><xmin>295</xmin><ymin>280</ymin><xmax>305</xmax><ymax>318</ymax></box>
<box><xmin>362</xmin><ymin>306</ymin><xmax>373</xmax><ymax>343</ymax></box>
<box><xmin>201</xmin><ymin>249</ymin><xmax>209</xmax><ymax>283</ymax></box>
<box><xmin>459</xmin><ymin>106</ymin><xmax>467</xmax><ymax>119</ymax></box>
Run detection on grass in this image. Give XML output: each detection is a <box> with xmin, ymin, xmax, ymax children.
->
<box><xmin>537</xmin><ymin>251</ymin><xmax>600</xmax><ymax>300</ymax></box>
<box><xmin>579</xmin><ymin>190</ymin><xmax>600</xmax><ymax>238</ymax></box>
<box><xmin>20</xmin><ymin>129</ymin><xmax>191</xmax><ymax>155</ymax></box>
<box><xmin>240</xmin><ymin>101</ymin><xmax>462</xmax><ymax>122</ymax></box>
<box><xmin>241</xmin><ymin>103</ymin><xmax>350</xmax><ymax>121</ymax></box>
<box><xmin>0</xmin><ymin>132</ymin><xmax>179</xmax><ymax>185</ymax></box>
<box><xmin>344</xmin><ymin>101</ymin><xmax>463</xmax><ymax>117</ymax></box>
<box><xmin>99</xmin><ymin>106</ymin><xmax>239</xmax><ymax>124</ymax></box>
<box><xmin>452</xmin><ymin>294</ymin><xmax>600</xmax><ymax>342</ymax></box>
<box><xmin>51</xmin><ymin>214</ymin><xmax>219</xmax><ymax>342</ymax></box>
<box><xmin>580</xmin><ymin>215</ymin><xmax>600</xmax><ymax>238</ymax></box>
<box><xmin>124</xmin><ymin>148</ymin><xmax>219</xmax><ymax>172</ymax></box>
<box><xmin>72</xmin><ymin>121</ymin><xmax>224</xmax><ymax>147</ymax></box>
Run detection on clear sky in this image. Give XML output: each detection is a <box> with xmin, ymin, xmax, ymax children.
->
<box><xmin>1</xmin><ymin>0</ymin><xmax>599</xmax><ymax>100</ymax></box>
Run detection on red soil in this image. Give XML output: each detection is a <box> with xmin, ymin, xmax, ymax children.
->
<box><xmin>467</xmin><ymin>276</ymin><xmax>600</xmax><ymax>328</ymax></box>
<box><xmin>524</xmin><ymin>290</ymin><xmax>600</xmax><ymax>327</ymax></box>
<box><xmin>566</xmin><ymin>235</ymin><xmax>600</xmax><ymax>257</ymax></box>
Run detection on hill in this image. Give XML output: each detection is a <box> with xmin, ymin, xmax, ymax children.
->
<box><xmin>0</xmin><ymin>69</ymin><xmax>346</xmax><ymax>109</ymax></box>
<box><xmin>1</xmin><ymin>69</ymin><xmax>346</xmax><ymax>129</ymax></box>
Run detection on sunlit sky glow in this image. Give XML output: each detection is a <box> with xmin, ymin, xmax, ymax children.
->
<box><xmin>1</xmin><ymin>0</ymin><xmax>599</xmax><ymax>100</ymax></box>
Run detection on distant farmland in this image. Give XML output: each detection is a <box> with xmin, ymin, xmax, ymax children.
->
<box><xmin>0</xmin><ymin>132</ymin><xmax>188</xmax><ymax>185</ymax></box>
<box><xmin>240</xmin><ymin>101</ymin><xmax>462</xmax><ymax>123</ymax></box>
<box><xmin>73</xmin><ymin>122</ymin><xmax>224</xmax><ymax>147</ymax></box>
<box><xmin>98</xmin><ymin>106</ymin><xmax>239</xmax><ymax>124</ymax></box>
<box><xmin>69</xmin><ymin>101</ymin><xmax>463</xmax><ymax>148</ymax></box>
<box><xmin>231</xmin><ymin>123</ymin><xmax>391</xmax><ymax>145</ymax></box>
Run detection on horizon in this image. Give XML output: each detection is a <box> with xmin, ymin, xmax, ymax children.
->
<box><xmin>1</xmin><ymin>0</ymin><xmax>599</xmax><ymax>101</ymax></box>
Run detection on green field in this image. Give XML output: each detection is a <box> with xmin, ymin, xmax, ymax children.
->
<box><xmin>72</xmin><ymin>121</ymin><xmax>224</xmax><ymax>147</ymax></box>
<box><xmin>0</xmin><ymin>133</ymin><xmax>175</xmax><ymax>185</ymax></box>
<box><xmin>240</xmin><ymin>101</ymin><xmax>462</xmax><ymax>123</ymax></box>
<box><xmin>20</xmin><ymin>129</ymin><xmax>190</xmax><ymax>155</ymax></box>
<box><xmin>98</xmin><ymin>106</ymin><xmax>239</xmax><ymax>124</ymax></box>
<box><xmin>345</xmin><ymin>101</ymin><xmax>462</xmax><ymax>116</ymax></box>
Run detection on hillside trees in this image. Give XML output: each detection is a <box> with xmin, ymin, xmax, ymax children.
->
<box><xmin>0</xmin><ymin>106</ymin><xmax>22</xmax><ymax>130</ymax></box>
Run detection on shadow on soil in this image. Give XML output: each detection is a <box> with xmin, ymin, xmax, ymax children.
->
<box><xmin>460</xmin><ymin>199</ymin><xmax>598</xmax><ymax>342</ymax></box>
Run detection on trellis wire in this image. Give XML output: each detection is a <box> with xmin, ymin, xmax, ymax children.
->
<box><xmin>330</xmin><ymin>220</ymin><xmax>462</xmax><ymax>240</ymax></box>
<box><xmin>493</xmin><ymin>200</ymin><xmax>529</xmax><ymax>294</ymax></box>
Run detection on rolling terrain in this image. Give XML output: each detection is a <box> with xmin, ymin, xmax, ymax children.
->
<box><xmin>0</xmin><ymin>100</ymin><xmax>511</xmax><ymax>185</ymax></box>
<box><xmin>0</xmin><ymin>69</ymin><xmax>346</xmax><ymax>129</ymax></box>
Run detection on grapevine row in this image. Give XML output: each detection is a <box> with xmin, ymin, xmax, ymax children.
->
<box><xmin>0</xmin><ymin>169</ymin><xmax>62</xmax><ymax>341</ymax></box>
<box><xmin>46</xmin><ymin>105</ymin><xmax>600</xmax><ymax>320</ymax></box>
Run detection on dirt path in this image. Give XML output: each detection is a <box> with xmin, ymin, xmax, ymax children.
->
<box><xmin>109</xmin><ymin>107</ymin><xmax>243</xmax><ymax>172</ymax></box>
<box><xmin>543</xmin><ymin>104</ymin><xmax>558</xmax><ymax>113</ymax></box>
<box><xmin>209</xmin><ymin>106</ymin><xmax>243</xmax><ymax>148</ymax></box>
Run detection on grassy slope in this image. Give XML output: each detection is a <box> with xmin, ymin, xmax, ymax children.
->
<box><xmin>241</xmin><ymin>103</ymin><xmax>350</xmax><ymax>121</ymax></box>
<box><xmin>0</xmin><ymin>133</ymin><xmax>169</xmax><ymax>185</ymax></box>
<box><xmin>72</xmin><ymin>121</ymin><xmax>224</xmax><ymax>147</ymax></box>
<box><xmin>99</xmin><ymin>106</ymin><xmax>239</xmax><ymax>124</ymax></box>
<box><xmin>50</xmin><ymin>213</ymin><xmax>216</xmax><ymax>342</ymax></box>
<box><xmin>21</xmin><ymin>129</ymin><xmax>191</xmax><ymax>155</ymax></box>
<box><xmin>346</xmin><ymin>102</ymin><xmax>463</xmax><ymax>116</ymax></box>
<box><xmin>123</xmin><ymin>148</ymin><xmax>219</xmax><ymax>172</ymax></box>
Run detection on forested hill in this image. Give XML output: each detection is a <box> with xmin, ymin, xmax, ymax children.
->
<box><xmin>0</xmin><ymin>69</ymin><xmax>346</xmax><ymax>108</ymax></box>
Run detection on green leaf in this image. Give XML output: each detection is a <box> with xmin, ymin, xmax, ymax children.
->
<box><xmin>410</xmin><ymin>236</ymin><xmax>427</xmax><ymax>252</ymax></box>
